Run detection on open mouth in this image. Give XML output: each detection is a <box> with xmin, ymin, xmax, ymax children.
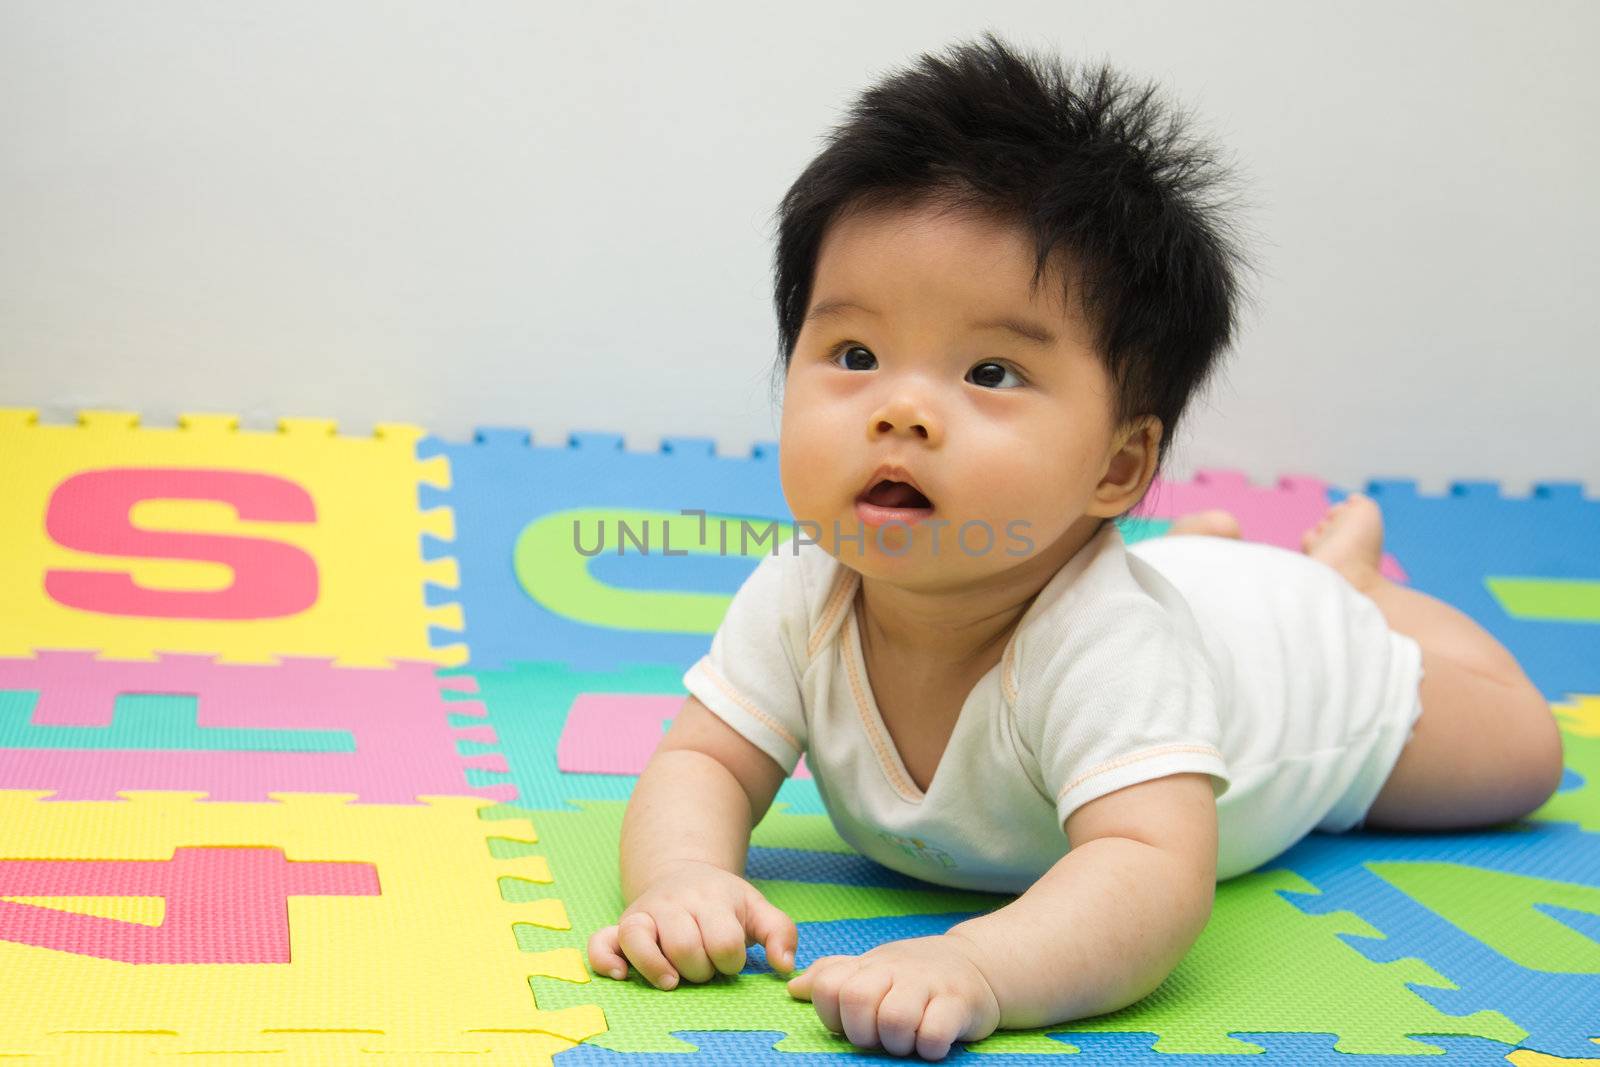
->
<box><xmin>859</xmin><ymin>479</ymin><xmax>934</xmax><ymax>511</ymax></box>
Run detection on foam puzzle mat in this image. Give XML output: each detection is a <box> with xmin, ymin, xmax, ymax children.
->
<box><xmin>0</xmin><ymin>407</ymin><xmax>1596</xmax><ymax>1065</ymax></box>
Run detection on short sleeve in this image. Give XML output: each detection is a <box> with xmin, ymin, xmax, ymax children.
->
<box><xmin>680</xmin><ymin>551</ymin><xmax>810</xmax><ymax>774</ymax></box>
<box><xmin>1017</xmin><ymin>596</ymin><xmax>1231</xmax><ymax>830</ymax></box>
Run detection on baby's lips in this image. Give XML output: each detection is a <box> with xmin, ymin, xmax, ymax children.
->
<box><xmin>860</xmin><ymin>479</ymin><xmax>935</xmax><ymax>510</ymax></box>
<box><xmin>858</xmin><ymin>464</ymin><xmax>935</xmax><ymax>507</ymax></box>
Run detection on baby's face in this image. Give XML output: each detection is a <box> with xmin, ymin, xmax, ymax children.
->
<box><xmin>779</xmin><ymin>199</ymin><xmax>1128</xmax><ymax>585</ymax></box>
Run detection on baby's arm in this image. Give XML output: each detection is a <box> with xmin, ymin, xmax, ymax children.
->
<box><xmin>785</xmin><ymin>771</ymin><xmax>1218</xmax><ymax>1056</ymax></box>
<box><xmin>948</xmin><ymin>771</ymin><xmax>1218</xmax><ymax>1029</ymax></box>
<box><xmin>588</xmin><ymin>695</ymin><xmax>801</xmax><ymax>985</ymax></box>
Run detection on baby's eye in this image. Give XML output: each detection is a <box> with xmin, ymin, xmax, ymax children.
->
<box><xmin>830</xmin><ymin>343</ymin><xmax>878</xmax><ymax>371</ymax></box>
<box><xmin>968</xmin><ymin>360</ymin><xmax>1025</xmax><ymax>389</ymax></box>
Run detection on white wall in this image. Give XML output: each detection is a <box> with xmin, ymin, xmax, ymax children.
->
<box><xmin>3</xmin><ymin>0</ymin><xmax>1595</xmax><ymax>494</ymax></box>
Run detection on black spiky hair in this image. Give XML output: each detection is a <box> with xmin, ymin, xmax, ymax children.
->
<box><xmin>768</xmin><ymin>30</ymin><xmax>1257</xmax><ymax>483</ymax></box>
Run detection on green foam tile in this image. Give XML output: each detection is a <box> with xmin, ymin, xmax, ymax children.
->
<box><xmin>482</xmin><ymin>802</ymin><xmax>1525</xmax><ymax>1055</ymax></box>
<box><xmin>1367</xmin><ymin>861</ymin><xmax>1600</xmax><ymax>972</ymax></box>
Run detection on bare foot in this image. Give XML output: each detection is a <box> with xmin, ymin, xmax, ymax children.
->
<box><xmin>1302</xmin><ymin>493</ymin><xmax>1385</xmax><ymax>592</ymax></box>
<box><xmin>1167</xmin><ymin>509</ymin><xmax>1242</xmax><ymax>539</ymax></box>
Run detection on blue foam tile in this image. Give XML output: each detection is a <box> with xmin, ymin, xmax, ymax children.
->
<box><xmin>418</xmin><ymin>481</ymin><xmax>451</xmax><ymax>518</ymax></box>
<box><xmin>428</xmin><ymin>623</ymin><xmax>468</xmax><ymax>649</ymax></box>
<box><xmin>1273</xmin><ymin>816</ymin><xmax>1600</xmax><ymax>1058</ymax></box>
<box><xmin>1332</xmin><ymin>479</ymin><xmax>1600</xmax><ymax>701</ymax></box>
<box><xmin>472</xmin><ymin>426</ymin><xmax>535</xmax><ymax>448</ymax></box>
<box><xmin>588</xmin><ymin>551</ymin><xmax>757</xmax><ymax>596</ymax></box>
<box><xmin>557</xmin><ymin>1029</ymin><xmax>1010</xmax><ymax>1063</ymax></box>
<box><xmin>1539</xmin><ymin>902</ymin><xmax>1600</xmax><ymax>946</ymax></box>
<box><xmin>1531</xmin><ymin>482</ymin><xmax>1589</xmax><ymax>503</ymax></box>
<box><xmin>744</xmin><ymin>846</ymin><xmax>1003</xmax><ymax>892</ymax></box>
<box><xmin>741</xmin><ymin>912</ymin><xmax>983</xmax><ymax>975</ymax></box>
<box><xmin>552</xmin><ymin>1029</ymin><xmax>1520</xmax><ymax>1063</ymax></box>
<box><xmin>1045</xmin><ymin>1032</ymin><xmax>1521</xmax><ymax>1063</ymax></box>
<box><xmin>661</xmin><ymin>435</ymin><xmax>718</xmax><ymax>459</ymax></box>
<box><xmin>418</xmin><ymin>431</ymin><xmax>787</xmax><ymax>672</ymax></box>
<box><xmin>569</xmin><ymin>430</ymin><xmax>627</xmax><ymax>451</ymax></box>
<box><xmin>421</xmin><ymin>532</ymin><xmax>454</xmax><ymax>562</ymax></box>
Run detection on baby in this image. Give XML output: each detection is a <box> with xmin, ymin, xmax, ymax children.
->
<box><xmin>587</xmin><ymin>32</ymin><xmax>1565</xmax><ymax>1060</ymax></box>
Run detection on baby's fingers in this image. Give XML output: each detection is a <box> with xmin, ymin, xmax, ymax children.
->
<box><xmin>655</xmin><ymin>906</ymin><xmax>716</xmax><ymax>983</ymax></box>
<box><xmin>586</xmin><ymin>924</ymin><xmax>629</xmax><ymax>980</ymax></box>
<box><xmin>697</xmin><ymin>908</ymin><xmax>750</xmax><ymax>977</ymax></box>
<box><xmin>744</xmin><ymin>891</ymin><xmax>799</xmax><ymax>974</ymax></box>
<box><xmin>784</xmin><ymin>953</ymin><xmax>851</xmax><ymax>1023</ymax></box>
<box><xmin>616</xmin><ymin>911</ymin><xmax>679</xmax><ymax>990</ymax></box>
<box><xmin>915</xmin><ymin>994</ymin><xmax>981</xmax><ymax>1061</ymax></box>
<box><xmin>838</xmin><ymin>967</ymin><xmax>894</xmax><ymax>1049</ymax></box>
<box><xmin>875</xmin><ymin>980</ymin><xmax>933</xmax><ymax>1057</ymax></box>
<box><xmin>800</xmin><ymin>956</ymin><xmax>861</xmax><ymax>1037</ymax></box>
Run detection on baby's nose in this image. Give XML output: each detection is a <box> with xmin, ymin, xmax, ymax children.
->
<box><xmin>874</xmin><ymin>415</ymin><xmax>931</xmax><ymax>439</ymax></box>
<box><xmin>870</xmin><ymin>394</ymin><xmax>940</xmax><ymax>442</ymax></box>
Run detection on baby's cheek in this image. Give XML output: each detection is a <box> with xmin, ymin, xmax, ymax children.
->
<box><xmin>778</xmin><ymin>451</ymin><xmax>826</xmax><ymax>520</ymax></box>
<box><xmin>778</xmin><ymin>423</ymin><xmax>839</xmax><ymax>509</ymax></box>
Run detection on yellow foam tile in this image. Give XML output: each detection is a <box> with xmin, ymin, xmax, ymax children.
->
<box><xmin>0</xmin><ymin>792</ymin><xmax>605</xmax><ymax>1055</ymax></box>
<box><xmin>0</xmin><ymin>408</ymin><xmax>460</xmax><ymax>666</ymax></box>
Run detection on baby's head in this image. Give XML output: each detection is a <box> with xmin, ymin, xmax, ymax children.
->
<box><xmin>769</xmin><ymin>33</ymin><xmax>1254</xmax><ymax>584</ymax></box>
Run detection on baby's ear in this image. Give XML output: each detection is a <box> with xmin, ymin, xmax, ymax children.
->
<box><xmin>1090</xmin><ymin>415</ymin><xmax>1162</xmax><ymax>515</ymax></box>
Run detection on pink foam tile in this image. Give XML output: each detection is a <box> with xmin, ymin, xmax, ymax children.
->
<box><xmin>0</xmin><ymin>847</ymin><xmax>378</xmax><ymax>963</ymax></box>
<box><xmin>558</xmin><ymin>692</ymin><xmax>811</xmax><ymax>779</ymax></box>
<box><xmin>1135</xmin><ymin>470</ymin><xmax>1407</xmax><ymax>582</ymax></box>
<box><xmin>0</xmin><ymin>652</ymin><xmax>512</xmax><ymax>803</ymax></box>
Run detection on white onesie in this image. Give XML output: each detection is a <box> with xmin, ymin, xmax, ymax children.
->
<box><xmin>680</xmin><ymin>522</ymin><xmax>1425</xmax><ymax>892</ymax></box>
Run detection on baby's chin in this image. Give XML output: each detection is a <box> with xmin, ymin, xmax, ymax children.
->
<box><xmin>850</xmin><ymin>554</ymin><xmax>1034</xmax><ymax>600</ymax></box>
<box><xmin>829</xmin><ymin>527</ymin><xmax>1021</xmax><ymax>575</ymax></box>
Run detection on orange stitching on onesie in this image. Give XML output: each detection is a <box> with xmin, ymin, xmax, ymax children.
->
<box><xmin>1055</xmin><ymin>743</ymin><xmax>1224</xmax><ymax>801</ymax></box>
<box><xmin>811</xmin><ymin>566</ymin><xmax>857</xmax><ymax>658</ymax></box>
<box><xmin>1000</xmin><ymin>640</ymin><xmax>1019</xmax><ymax>704</ymax></box>
<box><xmin>843</xmin><ymin>610</ymin><xmax>924</xmax><ymax>803</ymax></box>
<box><xmin>695</xmin><ymin>656</ymin><xmax>802</xmax><ymax>753</ymax></box>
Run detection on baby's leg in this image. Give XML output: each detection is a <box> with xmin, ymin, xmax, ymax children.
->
<box><xmin>1165</xmin><ymin>510</ymin><xmax>1242</xmax><ymax>538</ymax></box>
<box><xmin>1302</xmin><ymin>493</ymin><xmax>1565</xmax><ymax>831</ymax></box>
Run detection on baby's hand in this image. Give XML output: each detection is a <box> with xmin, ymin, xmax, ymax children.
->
<box><xmin>786</xmin><ymin>933</ymin><xmax>1001</xmax><ymax>1060</ymax></box>
<box><xmin>588</xmin><ymin>859</ymin><xmax>798</xmax><ymax>989</ymax></box>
